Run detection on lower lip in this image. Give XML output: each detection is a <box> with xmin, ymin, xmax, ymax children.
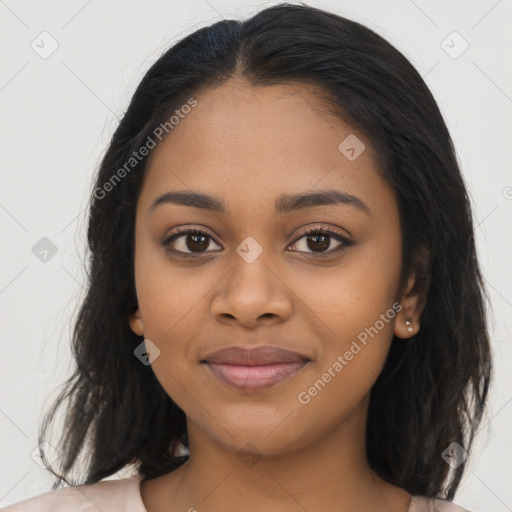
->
<box><xmin>204</xmin><ymin>361</ymin><xmax>308</xmax><ymax>391</ymax></box>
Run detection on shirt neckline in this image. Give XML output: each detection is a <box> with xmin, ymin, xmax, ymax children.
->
<box><xmin>129</xmin><ymin>474</ymin><xmax>148</xmax><ymax>512</ymax></box>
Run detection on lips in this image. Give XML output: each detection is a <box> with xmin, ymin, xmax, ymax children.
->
<box><xmin>202</xmin><ymin>345</ymin><xmax>309</xmax><ymax>365</ymax></box>
<box><xmin>201</xmin><ymin>345</ymin><xmax>310</xmax><ymax>392</ymax></box>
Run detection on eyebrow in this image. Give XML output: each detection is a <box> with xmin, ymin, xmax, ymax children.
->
<box><xmin>149</xmin><ymin>189</ymin><xmax>370</xmax><ymax>216</ymax></box>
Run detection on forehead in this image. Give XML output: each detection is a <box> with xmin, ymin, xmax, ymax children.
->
<box><xmin>138</xmin><ymin>79</ymin><xmax>394</xmax><ymax>217</ymax></box>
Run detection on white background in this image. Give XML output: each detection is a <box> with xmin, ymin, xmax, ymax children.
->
<box><xmin>0</xmin><ymin>0</ymin><xmax>511</xmax><ymax>510</ymax></box>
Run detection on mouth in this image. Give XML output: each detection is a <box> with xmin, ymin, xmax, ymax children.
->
<box><xmin>200</xmin><ymin>345</ymin><xmax>310</xmax><ymax>392</ymax></box>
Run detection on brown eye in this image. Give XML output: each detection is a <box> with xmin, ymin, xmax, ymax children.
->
<box><xmin>163</xmin><ymin>228</ymin><xmax>222</xmax><ymax>256</ymax></box>
<box><xmin>289</xmin><ymin>227</ymin><xmax>352</xmax><ymax>257</ymax></box>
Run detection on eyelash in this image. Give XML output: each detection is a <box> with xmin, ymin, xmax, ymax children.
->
<box><xmin>161</xmin><ymin>225</ymin><xmax>353</xmax><ymax>259</ymax></box>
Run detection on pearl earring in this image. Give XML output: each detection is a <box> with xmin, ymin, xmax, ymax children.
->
<box><xmin>405</xmin><ymin>319</ymin><xmax>413</xmax><ymax>333</ymax></box>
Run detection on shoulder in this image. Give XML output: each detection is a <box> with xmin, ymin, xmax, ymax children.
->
<box><xmin>410</xmin><ymin>496</ymin><xmax>471</xmax><ymax>512</ymax></box>
<box><xmin>0</xmin><ymin>475</ymin><xmax>146</xmax><ymax>512</ymax></box>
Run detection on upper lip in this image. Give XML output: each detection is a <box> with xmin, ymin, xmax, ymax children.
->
<box><xmin>201</xmin><ymin>345</ymin><xmax>310</xmax><ymax>365</ymax></box>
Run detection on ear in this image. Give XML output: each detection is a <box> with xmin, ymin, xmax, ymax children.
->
<box><xmin>393</xmin><ymin>273</ymin><xmax>426</xmax><ymax>339</ymax></box>
<box><xmin>129</xmin><ymin>307</ymin><xmax>144</xmax><ymax>337</ymax></box>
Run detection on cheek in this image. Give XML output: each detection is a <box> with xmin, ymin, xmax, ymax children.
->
<box><xmin>294</xmin><ymin>255</ymin><xmax>400</xmax><ymax>341</ymax></box>
<box><xmin>295</xmin><ymin>287</ymin><xmax>397</xmax><ymax>422</ymax></box>
<box><xmin>134</xmin><ymin>234</ymin><xmax>212</xmax><ymax>340</ymax></box>
<box><xmin>135</xmin><ymin>265</ymin><xmax>205</xmax><ymax>409</ymax></box>
<box><xmin>291</xmin><ymin>245</ymin><xmax>400</xmax><ymax>385</ymax></box>
<box><xmin>133</xmin><ymin>268</ymin><xmax>205</xmax><ymax>403</ymax></box>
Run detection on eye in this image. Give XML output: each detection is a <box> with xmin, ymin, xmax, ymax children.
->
<box><xmin>288</xmin><ymin>226</ymin><xmax>352</xmax><ymax>258</ymax></box>
<box><xmin>161</xmin><ymin>225</ymin><xmax>352</xmax><ymax>259</ymax></box>
<box><xmin>162</xmin><ymin>227</ymin><xmax>222</xmax><ymax>257</ymax></box>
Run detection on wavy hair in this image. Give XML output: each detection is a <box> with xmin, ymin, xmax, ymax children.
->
<box><xmin>38</xmin><ymin>3</ymin><xmax>492</xmax><ymax>500</ymax></box>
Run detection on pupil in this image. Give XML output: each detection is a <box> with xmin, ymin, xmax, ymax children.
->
<box><xmin>307</xmin><ymin>234</ymin><xmax>329</xmax><ymax>252</ymax></box>
<box><xmin>187</xmin><ymin>234</ymin><xmax>209</xmax><ymax>252</ymax></box>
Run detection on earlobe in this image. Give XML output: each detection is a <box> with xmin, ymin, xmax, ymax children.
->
<box><xmin>129</xmin><ymin>307</ymin><xmax>144</xmax><ymax>337</ymax></box>
<box><xmin>394</xmin><ymin>274</ymin><xmax>425</xmax><ymax>339</ymax></box>
<box><xmin>394</xmin><ymin>314</ymin><xmax>419</xmax><ymax>339</ymax></box>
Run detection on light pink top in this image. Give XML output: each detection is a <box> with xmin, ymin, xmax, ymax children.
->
<box><xmin>0</xmin><ymin>473</ymin><xmax>471</xmax><ymax>511</ymax></box>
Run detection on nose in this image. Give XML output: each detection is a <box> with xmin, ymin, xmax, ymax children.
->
<box><xmin>211</xmin><ymin>247</ymin><xmax>293</xmax><ymax>329</ymax></box>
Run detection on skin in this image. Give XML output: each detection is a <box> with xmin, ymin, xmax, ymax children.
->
<box><xmin>129</xmin><ymin>78</ymin><xmax>424</xmax><ymax>512</ymax></box>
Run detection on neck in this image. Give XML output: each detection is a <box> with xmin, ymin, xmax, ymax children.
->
<box><xmin>151</xmin><ymin>396</ymin><xmax>411</xmax><ymax>512</ymax></box>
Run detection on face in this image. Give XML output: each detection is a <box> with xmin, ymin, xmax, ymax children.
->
<box><xmin>129</xmin><ymin>79</ymin><xmax>421</xmax><ymax>457</ymax></box>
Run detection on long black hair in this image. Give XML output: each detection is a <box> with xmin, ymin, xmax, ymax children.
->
<box><xmin>38</xmin><ymin>2</ymin><xmax>492</xmax><ymax>500</ymax></box>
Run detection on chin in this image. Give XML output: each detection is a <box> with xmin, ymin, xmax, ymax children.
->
<box><xmin>203</xmin><ymin>413</ymin><xmax>311</xmax><ymax>457</ymax></box>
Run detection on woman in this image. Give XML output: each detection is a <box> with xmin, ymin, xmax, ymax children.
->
<box><xmin>2</xmin><ymin>3</ymin><xmax>491</xmax><ymax>511</ymax></box>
